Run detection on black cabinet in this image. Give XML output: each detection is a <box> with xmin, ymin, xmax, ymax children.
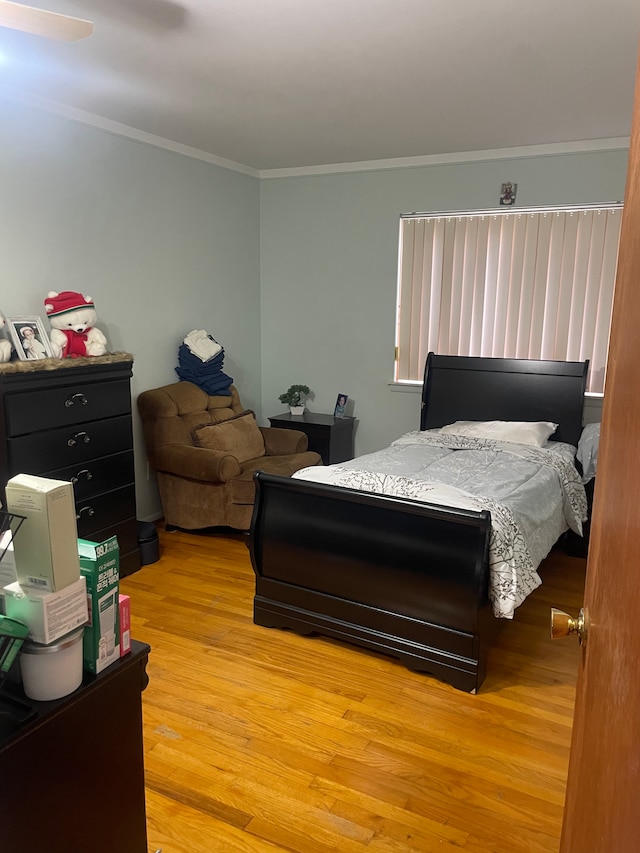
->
<box><xmin>268</xmin><ymin>412</ymin><xmax>355</xmax><ymax>465</ymax></box>
<box><xmin>0</xmin><ymin>357</ymin><xmax>140</xmax><ymax>576</ymax></box>
<box><xmin>0</xmin><ymin>641</ymin><xmax>150</xmax><ymax>853</ymax></box>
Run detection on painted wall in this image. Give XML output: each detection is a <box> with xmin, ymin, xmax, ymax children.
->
<box><xmin>1</xmin><ymin>100</ymin><xmax>261</xmax><ymax>520</ymax></box>
<box><xmin>260</xmin><ymin>150</ymin><xmax>628</xmax><ymax>456</ymax></box>
<box><xmin>0</xmin><ymin>99</ymin><xmax>626</xmax><ymax>524</ymax></box>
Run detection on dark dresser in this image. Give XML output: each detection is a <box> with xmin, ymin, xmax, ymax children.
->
<box><xmin>0</xmin><ymin>641</ymin><xmax>150</xmax><ymax>853</ymax></box>
<box><xmin>0</xmin><ymin>354</ymin><xmax>140</xmax><ymax>576</ymax></box>
<box><xmin>268</xmin><ymin>411</ymin><xmax>355</xmax><ymax>465</ymax></box>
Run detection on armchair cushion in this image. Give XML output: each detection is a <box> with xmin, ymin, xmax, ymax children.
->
<box><xmin>155</xmin><ymin>444</ymin><xmax>241</xmax><ymax>483</ymax></box>
<box><xmin>230</xmin><ymin>451</ymin><xmax>324</xmax><ymax>504</ymax></box>
<box><xmin>191</xmin><ymin>410</ymin><xmax>265</xmax><ymax>464</ymax></box>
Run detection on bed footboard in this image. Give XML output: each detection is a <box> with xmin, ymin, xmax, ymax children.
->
<box><xmin>249</xmin><ymin>472</ymin><xmax>495</xmax><ymax>692</ymax></box>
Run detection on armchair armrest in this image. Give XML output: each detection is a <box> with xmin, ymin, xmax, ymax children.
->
<box><xmin>153</xmin><ymin>444</ymin><xmax>241</xmax><ymax>483</ymax></box>
<box><xmin>261</xmin><ymin>426</ymin><xmax>308</xmax><ymax>456</ymax></box>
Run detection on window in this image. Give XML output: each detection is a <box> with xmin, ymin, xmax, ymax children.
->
<box><xmin>395</xmin><ymin>204</ymin><xmax>622</xmax><ymax>394</ymax></box>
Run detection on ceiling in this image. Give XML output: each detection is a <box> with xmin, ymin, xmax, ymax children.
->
<box><xmin>0</xmin><ymin>0</ymin><xmax>639</xmax><ymax>173</ymax></box>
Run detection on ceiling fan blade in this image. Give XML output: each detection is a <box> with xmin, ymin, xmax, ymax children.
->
<box><xmin>0</xmin><ymin>1</ymin><xmax>94</xmax><ymax>41</ymax></box>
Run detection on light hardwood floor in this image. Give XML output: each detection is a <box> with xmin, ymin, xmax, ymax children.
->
<box><xmin>121</xmin><ymin>527</ymin><xmax>586</xmax><ymax>853</ymax></box>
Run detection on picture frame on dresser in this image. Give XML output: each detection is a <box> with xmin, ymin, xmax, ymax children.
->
<box><xmin>6</xmin><ymin>316</ymin><xmax>53</xmax><ymax>361</ymax></box>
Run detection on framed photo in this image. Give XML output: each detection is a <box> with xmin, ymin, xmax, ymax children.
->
<box><xmin>499</xmin><ymin>181</ymin><xmax>517</xmax><ymax>206</ymax></box>
<box><xmin>334</xmin><ymin>393</ymin><xmax>349</xmax><ymax>418</ymax></box>
<box><xmin>7</xmin><ymin>316</ymin><xmax>54</xmax><ymax>361</ymax></box>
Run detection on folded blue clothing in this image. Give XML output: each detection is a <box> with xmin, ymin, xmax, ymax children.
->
<box><xmin>178</xmin><ymin>353</ymin><xmax>224</xmax><ymax>373</ymax></box>
<box><xmin>188</xmin><ymin>359</ymin><xmax>227</xmax><ymax>377</ymax></box>
<box><xmin>175</xmin><ymin>342</ymin><xmax>233</xmax><ymax>395</ymax></box>
<box><xmin>202</xmin><ymin>378</ymin><xmax>233</xmax><ymax>396</ymax></box>
<box><xmin>175</xmin><ymin>366</ymin><xmax>233</xmax><ymax>395</ymax></box>
<box><xmin>176</xmin><ymin>357</ymin><xmax>228</xmax><ymax>378</ymax></box>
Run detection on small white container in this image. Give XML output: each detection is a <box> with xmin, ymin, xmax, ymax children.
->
<box><xmin>19</xmin><ymin>626</ymin><xmax>84</xmax><ymax>701</ymax></box>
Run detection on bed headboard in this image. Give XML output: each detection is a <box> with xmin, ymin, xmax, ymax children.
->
<box><xmin>420</xmin><ymin>354</ymin><xmax>589</xmax><ymax>448</ymax></box>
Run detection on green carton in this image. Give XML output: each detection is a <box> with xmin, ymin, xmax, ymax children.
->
<box><xmin>78</xmin><ymin>536</ymin><xmax>120</xmax><ymax>674</ymax></box>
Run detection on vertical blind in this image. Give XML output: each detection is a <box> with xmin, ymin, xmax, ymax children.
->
<box><xmin>396</xmin><ymin>205</ymin><xmax>622</xmax><ymax>393</ymax></box>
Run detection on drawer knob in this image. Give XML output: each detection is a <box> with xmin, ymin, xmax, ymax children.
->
<box><xmin>68</xmin><ymin>431</ymin><xmax>91</xmax><ymax>447</ymax></box>
<box><xmin>76</xmin><ymin>506</ymin><xmax>95</xmax><ymax>520</ymax></box>
<box><xmin>71</xmin><ymin>469</ymin><xmax>93</xmax><ymax>484</ymax></box>
<box><xmin>65</xmin><ymin>393</ymin><xmax>88</xmax><ymax>408</ymax></box>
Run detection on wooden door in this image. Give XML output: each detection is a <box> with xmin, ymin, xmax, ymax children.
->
<box><xmin>560</xmin><ymin>45</ymin><xmax>640</xmax><ymax>852</ymax></box>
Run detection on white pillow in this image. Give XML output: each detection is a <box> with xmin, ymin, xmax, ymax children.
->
<box><xmin>440</xmin><ymin>420</ymin><xmax>558</xmax><ymax>447</ymax></box>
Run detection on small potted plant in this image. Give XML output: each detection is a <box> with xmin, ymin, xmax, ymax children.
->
<box><xmin>279</xmin><ymin>384</ymin><xmax>310</xmax><ymax>416</ymax></box>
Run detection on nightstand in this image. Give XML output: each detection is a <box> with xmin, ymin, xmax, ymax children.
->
<box><xmin>268</xmin><ymin>412</ymin><xmax>355</xmax><ymax>465</ymax></box>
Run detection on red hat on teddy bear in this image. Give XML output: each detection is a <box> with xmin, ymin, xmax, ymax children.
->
<box><xmin>44</xmin><ymin>291</ymin><xmax>94</xmax><ymax>318</ymax></box>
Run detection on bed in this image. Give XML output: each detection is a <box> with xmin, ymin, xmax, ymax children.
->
<box><xmin>248</xmin><ymin>354</ymin><xmax>589</xmax><ymax>692</ymax></box>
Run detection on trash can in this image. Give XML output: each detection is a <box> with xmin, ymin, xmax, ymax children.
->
<box><xmin>137</xmin><ymin>521</ymin><xmax>160</xmax><ymax>566</ymax></box>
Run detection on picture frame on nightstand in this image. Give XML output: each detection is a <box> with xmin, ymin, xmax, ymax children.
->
<box><xmin>334</xmin><ymin>393</ymin><xmax>349</xmax><ymax>418</ymax></box>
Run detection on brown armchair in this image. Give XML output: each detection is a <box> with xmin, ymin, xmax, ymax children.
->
<box><xmin>137</xmin><ymin>382</ymin><xmax>322</xmax><ymax>531</ymax></box>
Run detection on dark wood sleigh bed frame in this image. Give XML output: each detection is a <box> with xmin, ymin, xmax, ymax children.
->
<box><xmin>248</xmin><ymin>354</ymin><xmax>589</xmax><ymax>692</ymax></box>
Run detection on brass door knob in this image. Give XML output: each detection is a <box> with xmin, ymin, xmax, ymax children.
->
<box><xmin>550</xmin><ymin>607</ymin><xmax>588</xmax><ymax>645</ymax></box>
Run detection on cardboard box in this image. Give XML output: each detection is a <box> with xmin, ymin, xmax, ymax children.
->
<box><xmin>5</xmin><ymin>474</ymin><xmax>80</xmax><ymax>593</ymax></box>
<box><xmin>79</xmin><ymin>537</ymin><xmax>120</xmax><ymax>674</ymax></box>
<box><xmin>3</xmin><ymin>576</ymin><xmax>88</xmax><ymax>645</ymax></box>
<box><xmin>119</xmin><ymin>594</ymin><xmax>131</xmax><ymax>657</ymax></box>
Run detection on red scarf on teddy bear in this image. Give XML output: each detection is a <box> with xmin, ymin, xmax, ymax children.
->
<box><xmin>61</xmin><ymin>329</ymin><xmax>89</xmax><ymax>358</ymax></box>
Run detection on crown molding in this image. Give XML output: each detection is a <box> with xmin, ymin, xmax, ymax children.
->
<box><xmin>258</xmin><ymin>138</ymin><xmax>630</xmax><ymax>179</ymax></box>
<box><xmin>2</xmin><ymin>91</ymin><xmax>629</xmax><ymax>180</ymax></box>
<box><xmin>1</xmin><ymin>91</ymin><xmax>260</xmax><ymax>177</ymax></box>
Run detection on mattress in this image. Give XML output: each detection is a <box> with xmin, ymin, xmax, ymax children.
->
<box><xmin>293</xmin><ymin>430</ymin><xmax>588</xmax><ymax>619</ymax></box>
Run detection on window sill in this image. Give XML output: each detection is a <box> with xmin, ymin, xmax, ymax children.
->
<box><xmin>388</xmin><ymin>381</ymin><xmax>422</xmax><ymax>394</ymax></box>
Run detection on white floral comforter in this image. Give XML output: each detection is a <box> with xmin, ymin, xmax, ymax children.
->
<box><xmin>293</xmin><ymin>431</ymin><xmax>588</xmax><ymax>619</ymax></box>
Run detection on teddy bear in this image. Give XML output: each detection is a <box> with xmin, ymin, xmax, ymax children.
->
<box><xmin>0</xmin><ymin>313</ymin><xmax>12</xmax><ymax>362</ymax></box>
<box><xmin>43</xmin><ymin>291</ymin><xmax>108</xmax><ymax>358</ymax></box>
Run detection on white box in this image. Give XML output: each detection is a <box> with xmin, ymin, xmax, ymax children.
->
<box><xmin>3</xmin><ymin>576</ymin><xmax>88</xmax><ymax>645</ymax></box>
<box><xmin>5</xmin><ymin>474</ymin><xmax>80</xmax><ymax>592</ymax></box>
<box><xmin>0</xmin><ymin>529</ymin><xmax>18</xmax><ymax>589</ymax></box>
<box><xmin>0</xmin><ymin>530</ymin><xmax>18</xmax><ymax>616</ymax></box>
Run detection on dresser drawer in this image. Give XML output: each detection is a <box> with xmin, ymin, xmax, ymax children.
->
<box><xmin>5</xmin><ymin>378</ymin><xmax>132</xmax><ymax>436</ymax></box>
<box><xmin>44</xmin><ymin>451</ymin><xmax>135</xmax><ymax>501</ymax></box>
<box><xmin>85</xmin><ymin>517</ymin><xmax>139</xmax><ymax>557</ymax></box>
<box><xmin>75</xmin><ymin>484</ymin><xmax>137</xmax><ymax>539</ymax></box>
<box><xmin>119</xmin><ymin>548</ymin><xmax>142</xmax><ymax>578</ymax></box>
<box><xmin>78</xmin><ymin>512</ymin><xmax>141</xmax><ymax>577</ymax></box>
<box><xmin>75</xmin><ymin>518</ymin><xmax>140</xmax><ymax>578</ymax></box>
<box><xmin>8</xmin><ymin>414</ymin><xmax>133</xmax><ymax>473</ymax></box>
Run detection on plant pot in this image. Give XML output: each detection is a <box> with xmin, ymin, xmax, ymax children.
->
<box><xmin>289</xmin><ymin>405</ymin><xmax>305</xmax><ymax>416</ymax></box>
